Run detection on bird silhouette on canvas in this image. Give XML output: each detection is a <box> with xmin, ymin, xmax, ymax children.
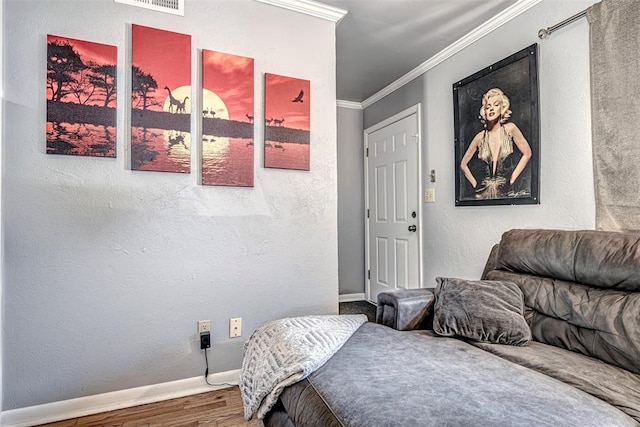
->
<box><xmin>291</xmin><ymin>90</ymin><xmax>304</xmax><ymax>103</ymax></box>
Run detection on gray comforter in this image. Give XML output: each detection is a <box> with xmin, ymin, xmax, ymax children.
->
<box><xmin>278</xmin><ymin>322</ymin><xmax>638</xmax><ymax>426</ymax></box>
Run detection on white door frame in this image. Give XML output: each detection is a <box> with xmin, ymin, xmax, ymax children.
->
<box><xmin>364</xmin><ymin>104</ymin><xmax>424</xmax><ymax>303</ymax></box>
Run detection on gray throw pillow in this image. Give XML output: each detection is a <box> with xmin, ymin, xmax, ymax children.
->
<box><xmin>433</xmin><ymin>277</ymin><xmax>531</xmax><ymax>346</ymax></box>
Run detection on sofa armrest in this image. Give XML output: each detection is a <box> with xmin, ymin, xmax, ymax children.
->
<box><xmin>376</xmin><ymin>289</ymin><xmax>435</xmax><ymax>331</ymax></box>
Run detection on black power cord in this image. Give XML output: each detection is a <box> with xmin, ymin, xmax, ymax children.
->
<box><xmin>202</xmin><ymin>337</ymin><xmax>235</xmax><ymax>388</ymax></box>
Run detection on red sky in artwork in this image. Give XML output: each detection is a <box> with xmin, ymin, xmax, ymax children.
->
<box><xmin>47</xmin><ymin>35</ymin><xmax>117</xmax><ymax>106</ymax></box>
<box><xmin>132</xmin><ymin>24</ymin><xmax>191</xmax><ymax>111</ymax></box>
<box><xmin>265</xmin><ymin>74</ymin><xmax>310</xmax><ymax>131</ymax></box>
<box><xmin>48</xmin><ymin>35</ymin><xmax>117</xmax><ymax>67</ymax></box>
<box><xmin>202</xmin><ymin>49</ymin><xmax>254</xmax><ymax>122</ymax></box>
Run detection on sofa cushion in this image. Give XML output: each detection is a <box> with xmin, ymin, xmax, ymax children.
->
<box><xmin>296</xmin><ymin>323</ymin><xmax>637</xmax><ymax>426</ymax></box>
<box><xmin>496</xmin><ymin>229</ymin><xmax>640</xmax><ymax>291</ymax></box>
<box><xmin>432</xmin><ymin>277</ymin><xmax>531</xmax><ymax>346</ymax></box>
<box><xmin>467</xmin><ymin>339</ymin><xmax>640</xmax><ymax>423</ymax></box>
<box><xmin>486</xmin><ymin>269</ymin><xmax>640</xmax><ymax>375</ymax></box>
<box><xmin>484</xmin><ymin>229</ymin><xmax>640</xmax><ymax>375</ymax></box>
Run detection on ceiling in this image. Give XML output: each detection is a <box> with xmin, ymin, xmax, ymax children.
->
<box><xmin>318</xmin><ymin>0</ymin><xmax>520</xmax><ymax>104</ymax></box>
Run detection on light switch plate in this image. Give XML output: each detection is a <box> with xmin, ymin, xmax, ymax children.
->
<box><xmin>424</xmin><ymin>188</ymin><xmax>435</xmax><ymax>203</ymax></box>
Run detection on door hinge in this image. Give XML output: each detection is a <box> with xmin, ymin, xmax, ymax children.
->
<box><xmin>366</xmin><ymin>147</ymin><xmax>369</xmax><ymax>157</ymax></box>
<box><xmin>368</xmin><ymin>270</ymin><xmax>371</xmax><ymax>280</ymax></box>
<box><xmin>367</xmin><ymin>208</ymin><xmax>369</xmax><ymax>218</ymax></box>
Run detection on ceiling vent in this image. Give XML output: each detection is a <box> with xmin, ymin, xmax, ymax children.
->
<box><xmin>114</xmin><ymin>0</ymin><xmax>184</xmax><ymax>16</ymax></box>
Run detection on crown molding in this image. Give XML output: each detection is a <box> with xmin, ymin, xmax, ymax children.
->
<box><xmin>361</xmin><ymin>0</ymin><xmax>544</xmax><ymax>108</ymax></box>
<box><xmin>255</xmin><ymin>0</ymin><xmax>347</xmax><ymax>23</ymax></box>
<box><xmin>337</xmin><ymin>99</ymin><xmax>363</xmax><ymax>110</ymax></box>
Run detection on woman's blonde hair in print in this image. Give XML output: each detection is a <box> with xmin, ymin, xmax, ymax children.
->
<box><xmin>479</xmin><ymin>88</ymin><xmax>512</xmax><ymax>124</ymax></box>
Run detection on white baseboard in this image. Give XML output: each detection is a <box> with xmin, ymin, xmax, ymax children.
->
<box><xmin>1</xmin><ymin>369</ymin><xmax>240</xmax><ymax>427</ymax></box>
<box><xmin>339</xmin><ymin>293</ymin><xmax>366</xmax><ymax>302</ymax></box>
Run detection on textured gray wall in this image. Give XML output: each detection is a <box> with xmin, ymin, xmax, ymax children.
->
<box><xmin>363</xmin><ymin>77</ymin><xmax>424</xmax><ymax>130</ymax></box>
<box><xmin>3</xmin><ymin>0</ymin><xmax>338</xmax><ymax>410</ymax></box>
<box><xmin>337</xmin><ymin>107</ymin><xmax>364</xmax><ymax>295</ymax></box>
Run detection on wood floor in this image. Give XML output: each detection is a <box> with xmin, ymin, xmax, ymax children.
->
<box><xmin>36</xmin><ymin>387</ymin><xmax>263</xmax><ymax>427</ymax></box>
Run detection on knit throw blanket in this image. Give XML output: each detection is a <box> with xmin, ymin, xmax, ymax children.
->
<box><xmin>239</xmin><ymin>314</ymin><xmax>368</xmax><ymax>420</ymax></box>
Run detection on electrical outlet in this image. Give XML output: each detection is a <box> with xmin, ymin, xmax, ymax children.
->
<box><xmin>229</xmin><ymin>318</ymin><xmax>242</xmax><ymax>338</ymax></box>
<box><xmin>198</xmin><ymin>320</ymin><xmax>211</xmax><ymax>334</ymax></box>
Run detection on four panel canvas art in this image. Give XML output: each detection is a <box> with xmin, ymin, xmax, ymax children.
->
<box><xmin>47</xmin><ymin>25</ymin><xmax>310</xmax><ymax>186</ymax></box>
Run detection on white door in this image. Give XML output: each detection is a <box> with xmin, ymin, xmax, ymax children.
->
<box><xmin>365</xmin><ymin>105</ymin><xmax>422</xmax><ymax>304</ymax></box>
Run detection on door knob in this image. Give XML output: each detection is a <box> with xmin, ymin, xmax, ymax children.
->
<box><xmin>408</xmin><ymin>225</ymin><xmax>417</xmax><ymax>232</ymax></box>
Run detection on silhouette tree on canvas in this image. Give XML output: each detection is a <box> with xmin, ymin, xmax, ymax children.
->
<box><xmin>47</xmin><ymin>41</ymin><xmax>87</xmax><ymax>102</ymax></box>
<box><xmin>89</xmin><ymin>65</ymin><xmax>117</xmax><ymax>107</ymax></box>
<box><xmin>46</xmin><ymin>35</ymin><xmax>117</xmax><ymax>157</ymax></box>
<box><xmin>131</xmin><ymin>65</ymin><xmax>159</xmax><ymax>111</ymax></box>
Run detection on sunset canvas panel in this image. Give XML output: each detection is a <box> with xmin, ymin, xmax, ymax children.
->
<box><xmin>131</xmin><ymin>24</ymin><xmax>191</xmax><ymax>173</ymax></box>
<box><xmin>202</xmin><ymin>49</ymin><xmax>255</xmax><ymax>187</ymax></box>
<box><xmin>264</xmin><ymin>73</ymin><xmax>310</xmax><ymax>171</ymax></box>
<box><xmin>46</xmin><ymin>35</ymin><xmax>117</xmax><ymax>157</ymax></box>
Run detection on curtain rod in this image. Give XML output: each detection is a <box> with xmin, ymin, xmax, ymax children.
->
<box><xmin>538</xmin><ymin>9</ymin><xmax>587</xmax><ymax>39</ymax></box>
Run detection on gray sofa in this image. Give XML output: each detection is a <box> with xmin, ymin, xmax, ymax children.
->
<box><xmin>265</xmin><ymin>229</ymin><xmax>640</xmax><ymax>426</ymax></box>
